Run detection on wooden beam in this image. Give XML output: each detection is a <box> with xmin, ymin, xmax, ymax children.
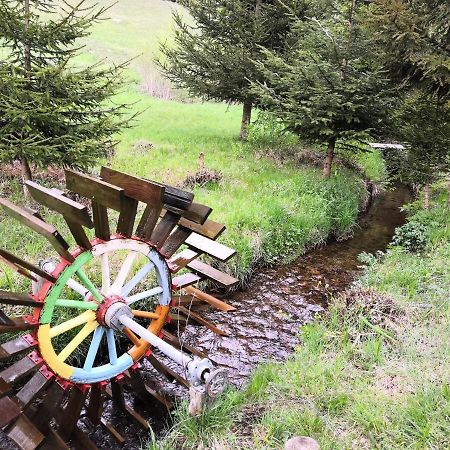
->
<box><xmin>0</xmin><ymin>198</ymin><xmax>74</xmax><ymax>262</ymax></box>
<box><xmin>25</xmin><ymin>181</ymin><xmax>93</xmax><ymax>228</ymax></box>
<box><xmin>185</xmin><ymin>233</ymin><xmax>236</xmax><ymax>261</ymax></box>
<box><xmin>186</xmin><ymin>260</ymin><xmax>239</xmax><ymax>288</ymax></box>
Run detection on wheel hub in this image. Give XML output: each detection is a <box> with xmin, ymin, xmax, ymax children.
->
<box><xmin>97</xmin><ymin>295</ymin><xmax>132</xmax><ymax>331</ymax></box>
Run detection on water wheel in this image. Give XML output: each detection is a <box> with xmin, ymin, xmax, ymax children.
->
<box><xmin>0</xmin><ymin>167</ymin><xmax>238</xmax><ymax>449</ymax></box>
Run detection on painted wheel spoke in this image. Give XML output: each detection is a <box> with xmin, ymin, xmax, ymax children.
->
<box><xmin>58</xmin><ymin>320</ymin><xmax>98</xmax><ymax>362</ymax></box>
<box><xmin>121</xmin><ymin>261</ymin><xmax>154</xmax><ymax>297</ymax></box>
<box><xmin>126</xmin><ymin>286</ymin><xmax>163</xmax><ymax>305</ymax></box>
<box><xmin>55</xmin><ymin>299</ymin><xmax>98</xmax><ymax>311</ymax></box>
<box><xmin>109</xmin><ymin>251</ymin><xmax>139</xmax><ymax>295</ymax></box>
<box><xmin>76</xmin><ymin>268</ymin><xmax>103</xmax><ymax>302</ymax></box>
<box><xmin>123</xmin><ymin>327</ymin><xmax>140</xmax><ymax>346</ymax></box>
<box><xmin>83</xmin><ymin>327</ymin><xmax>105</xmax><ymax>371</ymax></box>
<box><xmin>50</xmin><ymin>310</ymin><xmax>96</xmax><ymax>338</ymax></box>
<box><xmin>66</xmin><ymin>277</ymin><xmax>90</xmax><ymax>298</ymax></box>
<box><xmin>132</xmin><ymin>310</ymin><xmax>160</xmax><ymax>320</ymax></box>
<box><xmin>106</xmin><ymin>328</ymin><xmax>118</xmax><ymax>365</ymax></box>
<box><xmin>101</xmin><ymin>253</ymin><xmax>111</xmax><ymax>293</ymax></box>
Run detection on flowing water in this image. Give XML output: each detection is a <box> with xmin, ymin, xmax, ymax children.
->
<box><xmin>182</xmin><ymin>184</ymin><xmax>412</xmax><ymax>385</ymax></box>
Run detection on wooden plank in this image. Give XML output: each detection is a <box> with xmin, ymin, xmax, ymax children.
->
<box><xmin>161</xmin><ymin>330</ymin><xmax>207</xmax><ymax>359</ymax></box>
<box><xmin>171</xmin><ymin>295</ymin><xmax>201</xmax><ymax>306</ymax></box>
<box><xmin>184</xmin><ymin>285</ymin><xmax>237</xmax><ymax>312</ymax></box>
<box><xmin>25</xmin><ymin>181</ymin><xmax>93</xmax><ymax>228</ymax></box>
<box><xmin>6</xmin><ymin>414</ymin><xmax>45</xmax><ymax>450</ymax></box>
<box><xmin>39</xmin><ymin>428</ymin><xmax>70</xmax><ymax>450</ymax></box>
<box><xmin>187</xmin><ymin>260</ymin><xmax>239</xmax><ymax>287</ymax></box>
<box><xmin>0</xmin><ymin>310</ymin><xmax>15</xmax><ymax>326</ymax></box>
<box><xmin>0</xmin><ymin>249</ymin><xmax>56</xmax><ymax>283</ymax></box>
<box><xmin>105</xmin><ymin>384</ymin><xmax>149</xmax><ymax>429</ymax></box>
<box><xmin>177</xmin><ymin>216</ymin><xmax>226</xmax><ymax>240</ymax></box>
<box><xmin>100</xmin><ymin>419</ymin><xmax>125</xmax><ymax>446</ymax></box>
<box><xmin>0</xmin><ymin>396</ymin><xmax>21</xmax><ymax>427</ymax></box>
<box><xmin>148</xmin><ymin>355</ymin><xmax>189</xmax><ymax>388</ymax></box>
<box><xmin>150</xmin><ymin>210</ymin><xmax>180</xmax><ymax>248</ymax></box>
<box><xmin>71</xmin><ymin>427</ymin><xmax>99</xmax><ymax>450</ymax></box>
<box><xmin>149</xmin><ymin>182</ymin><xmax>193</xmax><ymax>211</ymax></box>
<box><xmin>30</xmin><ymin>381</ymin><xmax>66</xmax><ymax>432</ymax></box>
<box><xmin>159</xmin><ymin>227</ymin><xmax>192</xmax><ymax>258</ymax></box>
<box><xmin>0</xmin><ymin>355</ymin><xmax>42</xmax><ymax>385</ymax></box>
<box><xmin>168</xmin><ymin>249</ymin><xmax>199</xmax><ymax>272</ymax></box>
<box><xmin>15</xmin><ymin>370</ymin><xmax>52</xmax><ymax>409</ymax></box>
<box><xmin>91</xmin><ymin>201</ymin><xmax>110</xmax><ymax>241</ymax></box>
<box><xmin>135</xmin><ymin>202</ymin><xmax>164</xmax><ymax>240</ymax></box>
<box><xmin>185</xmin><ymin>233</ymin><xmax>236</xmax><ymax>261</ymax></box>
<box><xmin>0</xmin><ymin>316</ymin><xmax>38</xmax><ymax>333</ymax></box>
<box><xmin>164</xmin><ymin>201</ymin><xmax>212</xmax><ymax>224</ymax></box>
<box><xmin>86</xmin><ymin>385</ymin><xmax>103</xmax><ymax>426</ymax></box>
<box><xmin>0</xmin><ymin>198</ymin><xmax>74</xmax><ymax>262</ymax></box>
<box><xmin>0</xmin><ymin>290</ymin><xmax>43</xmax><ymax>308</ymax></box>
<box><xmin>0</xmin><ymin>334</ymin><xmax>38</xmax><ymax>359</ymax></box>
<box><xmin>125</xmin><ymin>369</ymin><xmax>173</xmax><ymax>409</ymax></box>
<box><xmin>116</xmin><ymin>196</ymin><xmax>138</xmax><ymax>237</ymax></box>
<box><xmin>58</xmin><ymin>387</ymin><xmax>87</xmax><ymax>439</ymax></box>
<box><xmin>65</xmin><ymin>170</ymin><xmax>124</xmax><ymax>211</ymax></box>
<box><xmin>172</xmin><ymin>272</ymin><xmax>201</xmax><ymax>290</ymax></box>
<box><xmin>177</xmin><ymin>306</ymin><xmax>229</xmax><ymax>336</ymax></box>
<box><xmin>0</xmin><ymin>378</ymin><xmax>11</xmax><ymax>398</ymax></box>
<box><xmin>65</xmin><ymin>219</ymin><xmax>92</xmax><ymax>249</ymax></box>
<box><xmin>0</xmin><ymin>253</ymin><xmax>37</xmax><ymax>282</ymax></box>
<box><xmin>100</xmin><ymin>166</ymin><xmax>164</xmax><ymax>205</ymax></box>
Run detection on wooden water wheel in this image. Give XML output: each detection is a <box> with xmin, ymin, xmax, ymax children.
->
<box><xmin>0</xmin><ymin>167</ymin><xmax>238</xmax><ymax>449</ymax></box>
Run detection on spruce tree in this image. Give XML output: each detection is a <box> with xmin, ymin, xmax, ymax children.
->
<box><xmin>0</xmin><ymin>0</ymin><xmax>130</xmax><ymax>185</ymax></box>
<box><xmin>157</xmin><ymin>0</ymin><xmax>310</xmax><ymax>140</ymax></box>
<box><xmin>251</xmin><ymin>0</ymin><xmax>392</xmax><ymax>177</ymax></box>
<box><xmin>372</xmin><ymin>0</ymin><xmax>450</xmax><ymax>100</ymax></box>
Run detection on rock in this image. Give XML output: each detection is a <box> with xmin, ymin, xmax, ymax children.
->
<box><xmin>284</xmin><ymin>436</ymin><xmax>320</xmax><ymax>450</ymax></box>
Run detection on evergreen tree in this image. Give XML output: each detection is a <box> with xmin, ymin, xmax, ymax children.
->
<box><xmin>251</xmin><ymin>0</ymin><xmax>392</xmax><ymax>177</ymax></box>
<box><xmin>157</xmin><ymin>0</ymin><xmax>310</xmax><ymax>139</ymax></box>
<box><xmin>372</xmin><ymin>0</ymin><xmax>450</xmax><ymax>100</ymax></box>
<box><xmin>0</xmin><ymin>0</ymin><xmax>130</xmax><ymax>184</ymax></box>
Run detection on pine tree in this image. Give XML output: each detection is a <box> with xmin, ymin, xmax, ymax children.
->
<box><xmin>372</xmin><ymin>0</ymin><xmax>450</xmax><ymax>100</ymax></box>
<box><xmin>0</xmin><ymin>0</ymin><xmax>130</xmax><ymax>185</ymax></box>
<box><xmin>251</xmin><ymin>0</ymin><xmax>392</xmax><ymax>177</ymax></box>
<box><xmin>157</xmin><ymin>0</ymin><xmax>310</xmax><ymax>140</ymax></box>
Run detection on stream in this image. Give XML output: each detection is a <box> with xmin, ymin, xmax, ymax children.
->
<box><xmin>182</xmin><ymin>183</ymin><xmax>412</xmax><ymax>385</ymax></box>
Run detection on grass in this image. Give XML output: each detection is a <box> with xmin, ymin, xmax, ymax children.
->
<box><xmin>155</xmin><ymin>184</ymin><xmax>450</xmax><ymax>449</ymax></box>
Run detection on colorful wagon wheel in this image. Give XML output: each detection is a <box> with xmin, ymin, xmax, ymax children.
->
<box><xmin>0</xmin><ymin>167</ymin><xmax>238</xmax><ymax>449</ymax></box>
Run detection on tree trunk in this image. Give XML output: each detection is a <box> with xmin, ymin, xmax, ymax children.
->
<box><xmin>423</xmin><ymin>184</ymin><xmax>430</xmax><ymax>210</ymax></box>
<box><xmin>323</xmin><ymin>137</ymin><xmax>336</xmax><ymax>178</ymax></box>
<box><xmin>240</xmin><ymin>100</ymin><xmax>252</xmax><ymax>140</ymax></box>
<box><xmin>21</xmin><ymin>156</ymin><xmax>32</xmax><ymax>198</ymax></box>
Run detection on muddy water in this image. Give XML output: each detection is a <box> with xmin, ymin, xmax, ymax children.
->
<box><xmin>182</xmin><ymin>184</ymin><xmax>412</xmax><ymax>385</ymax></box>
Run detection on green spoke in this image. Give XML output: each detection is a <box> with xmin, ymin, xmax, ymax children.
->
<box><xmin>76</xmin><ymin>268</ymin><xmax>103</xmax><ymax>302</ymax></box>
<box><xmin>55</xmin><ymin>299</ymin><xmax>98</xmax><ymax>311</ymax></box>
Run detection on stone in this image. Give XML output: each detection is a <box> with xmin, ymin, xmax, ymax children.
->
<box><xmin>284</xmin><ymin>436</ymin><xmax>320</xmax><ymax>450</ymax></box>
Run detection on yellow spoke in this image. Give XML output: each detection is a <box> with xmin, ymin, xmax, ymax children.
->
<box><xmin>123</xmin><ymin>327</ymin><xmax>140</xmax><ymax>346</ymax></box>
<box><xmin>58</xmin><ymin>320</ymin><xmax>98</xmax><ymax>362</ymax></box>
<box><xmin>49</xmin><ymin>310</ymin><xmax>96</xmax><ymax>338</ymax></box>
<box><xmin>131</xmin><ymin>310</ymin><xmax>160</xmax><ymax>320</ymax></box>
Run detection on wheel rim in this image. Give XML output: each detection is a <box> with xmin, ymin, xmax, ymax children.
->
<box><xmin>36</xmin><ymin>237</ymin><xmax>171</xmax><ymax>384</ymax></box>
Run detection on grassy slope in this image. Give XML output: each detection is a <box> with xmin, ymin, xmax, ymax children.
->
<box><xmin>0</xmin><ymin>0</ymin><xmax>375</xmax><ymax>287</ymax></box>
<box><xmin>157</xmin><ymin>186</ymin><xmax>449</xmax><ymax>449</ymax></box>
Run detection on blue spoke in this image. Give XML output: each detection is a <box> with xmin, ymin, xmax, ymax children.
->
<box><xmin>83</xmin><ymin>327</ymin><xmax>105</xmax><ymax>372</ymax></box>
<box><xmin>121</xmin><ymin>261</ymin><xmax>154</xmax><ymax>297</ymax></box>
<box><xmin>106</xmin><ymin>329</ymin><xmax>118</xmax><ymax>365</ymax></box>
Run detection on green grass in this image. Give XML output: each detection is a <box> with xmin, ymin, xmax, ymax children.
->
<box><xmin>155</xmin><ymin>185</ymin><xmax>450</xmax><ymax>449</ymax></box>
